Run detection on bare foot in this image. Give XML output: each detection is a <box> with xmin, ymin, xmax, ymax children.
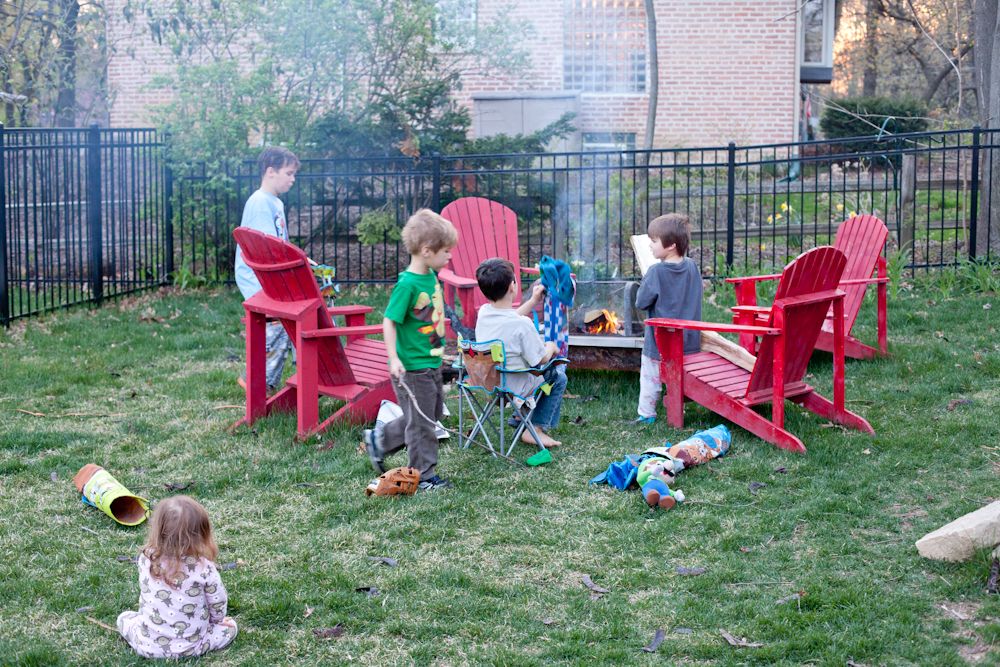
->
<box><xmin>522</xmin><ymin>429</ymin><xmax>561</xmax><ymax>447</ymax></box>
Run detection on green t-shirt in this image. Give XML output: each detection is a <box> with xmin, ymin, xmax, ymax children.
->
<box><xmin>384</xmin><ymin>270</ymin><xmax>445</xmax><ymax>371</ymax></box>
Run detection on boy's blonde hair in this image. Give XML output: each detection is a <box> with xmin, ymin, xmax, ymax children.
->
<box><xmin>648</xmin><ymin>213</ymin><xmax>692</xmax><ymax>257</ymax></box>
<box><xmin>142</xmin><ymin>495</ymin><xmax>219</xmax><ymax>588</ymax></box>
<box><xmin>401</xmin><ymin>209</ymin><xmax>458</xmax><ymax>255</ymax></box>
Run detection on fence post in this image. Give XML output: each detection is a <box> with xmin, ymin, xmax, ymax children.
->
<box><xmin>0</xmin><ymin>123</ymin><xmax>8</xmax><ymax>326</ymax></box>
<box><xmin>86</xmin><ymin>123</ymin><xmax>103</xmax><ymax>305</ymax></box>
<box><xmin>968</xmin><ymin>126</ymin><xmax>980</xmax><ymax>261</ymax></box>
<box><xmin>163</xmin><ymin>134</ymin><xmax>174</xmax><ymax>282</ymax></box>
<box><xmin>431</xmin><ymin>154</ymin><xmax>441</xmax><ymax>212</ymax></box>
<box><xmin>726</xmin><ymin>142</ymin><xmax>736</xmax><ymax>270</ymax></box>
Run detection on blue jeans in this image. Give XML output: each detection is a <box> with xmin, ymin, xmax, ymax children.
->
<box><xmin>530</xmin><ymin>364</ymin><xmax>567</xmax><ymax>430</ymax></box>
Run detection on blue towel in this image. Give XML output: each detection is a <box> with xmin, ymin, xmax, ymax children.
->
<box><xmin>539</xmin><ymin>255</ymin><xmax>575</xmax><ymax>307</ymax></box>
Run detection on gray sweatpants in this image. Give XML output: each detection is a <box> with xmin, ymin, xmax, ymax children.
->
<box><xmin>382</xmin><ymin>367</ymin><xmax>444</xmax><ymax>480</ymax></box>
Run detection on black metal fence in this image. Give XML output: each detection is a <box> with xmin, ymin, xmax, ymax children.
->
<box><xmin>0</xmin><ymin>125</ymin><xmax>167</xmax><ymax>324</ymax></box>
<box><xmin>174</xmin><ymin>127</ymin><xmax>1000</xmax><ymax>287</ymax></box>
<box><xmin>2</xmin><ymin>125</ymin><xmax>998</xmax><ymax>324</ymax></box>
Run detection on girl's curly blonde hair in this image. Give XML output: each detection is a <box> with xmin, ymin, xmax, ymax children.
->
<box><xmin>142</xmin><ymin>495</ymin><xmax>218</xmax><ymax>588</ymax></box>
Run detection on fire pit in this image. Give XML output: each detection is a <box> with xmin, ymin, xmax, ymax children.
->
<box><xmin>568</xmin><ymin>280</ymin><xmax>645</xmax><ymax>371</ymax></box>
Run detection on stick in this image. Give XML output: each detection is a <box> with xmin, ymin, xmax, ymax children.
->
<box><xmin>212</xmin><ymin>405</ymin><xmax>244</xmax><ymax>410</ymax></box>
<box><xmin>86</xmin><ymin>616</ymin><xmax>118</xmax><ymax>633</ymax></box>
<box><xmin>16</xmin><ymin>409</ymin><xmax>46</xmax><ymax>416</ymax></box>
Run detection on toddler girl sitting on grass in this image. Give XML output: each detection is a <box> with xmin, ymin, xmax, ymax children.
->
<box><xmin>117</xmin><ymin>495</ymin><xmax>237</xmax><ymax>659</ymax></box>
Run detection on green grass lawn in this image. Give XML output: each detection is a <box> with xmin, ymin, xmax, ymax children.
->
<box><xmin>1</xmin><ymin>282</ymin><xmax>999</xmax><ymax>666</ymax></box>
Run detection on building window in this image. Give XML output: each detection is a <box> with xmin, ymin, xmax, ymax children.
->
<box><xmin>582</xmin><ymin>132</ymin><xmax>636</xmax><ymax>152</ymax></box>
<box><xmin>435</xmin><ymin>0</ymin><xmax>478</xmax><ymax>51</ymax></box>
<box><xmin>800</xmin><ymin>0</ymin><xmax>835</xmax><ymax>83</ymax></box>
<box><xmin>564</xmin><ymin>0</ymin><xmax>646</xmax><ymax>93</ymax></box>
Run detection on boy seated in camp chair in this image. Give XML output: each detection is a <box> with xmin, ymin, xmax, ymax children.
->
<box><xmin>474</xmin><ymin>258</ymin><xmax>568</xmax><ymax>447</ymax></box>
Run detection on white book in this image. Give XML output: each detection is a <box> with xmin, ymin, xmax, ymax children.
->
<box><xmin>630</xmin><ymin>234</ymin><xmax>657</xmax><ymax>276</ymax></box>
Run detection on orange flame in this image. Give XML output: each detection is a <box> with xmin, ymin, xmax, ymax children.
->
<box><xmin>586</xmin><ymin>309</ymin><xmax>622</xmax><ymax>335</ymax></box>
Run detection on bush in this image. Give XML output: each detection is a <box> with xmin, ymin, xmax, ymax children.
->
<box><xmin>819</xmin><ymin>97</ymin><xmax>929</xmax><ymax>156</ymax></box>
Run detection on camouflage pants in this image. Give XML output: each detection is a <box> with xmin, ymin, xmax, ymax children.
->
<box><xmin>265</xmin><ymin>321</ymin><xmax>294</xmax><ymax>389</ymax></box>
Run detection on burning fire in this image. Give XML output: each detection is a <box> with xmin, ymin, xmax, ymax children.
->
<box><xmin>585</xmin><ymin>309</ymin><xmax>622</xmax><ymax>335</ymax></box>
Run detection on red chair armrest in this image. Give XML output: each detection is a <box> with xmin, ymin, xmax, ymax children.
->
<box><xmin>839</xmin><ymin>277</ymin><xmax>889</xmax><ymax>286</ymax></box>
<box><xmin>731</xmin><ymin>305</ymin><xmax>772</xmax><ymax>314</ymax></box>
<box><xmin>326</xmin><ymin>305</ymin><xmax>374</xmax><ymax>316</ymax></box>
<box><xmin>647</xmin><ymin>318</ymin><xmax>780</xmax><ymax>336</ymax></box>
<box><xmin>438</xmin><ymin>267</ymin><xmax>478</xmax><ymax>289</ymax></box>
<box><xmin>301</xmin><ymin>325</ymin><xmax>384</xmax><ymax>339</ymax></box>
<box><xmin>724</xmin><ymin>273</ymin><xmax>782</xmax><ymax>285</ymax></box>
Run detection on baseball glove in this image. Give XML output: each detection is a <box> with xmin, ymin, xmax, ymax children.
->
<box><xmin>365</xmin><ymin>466</ymin><xmax>420</xmax><ymax>497</ymax></box>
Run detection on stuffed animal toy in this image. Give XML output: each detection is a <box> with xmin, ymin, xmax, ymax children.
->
<box><xmin>365</xmin><ymin>467</ymin><xmax>420</xmax><ymax>497</ymax></box>
<box><xmin>642</xmin><ymin>478</ymin><xmax>685</xmax><ymax>510</ymax></box>
<box><xmin>636</xmin><ymin>456</ymin><xmax>678</xmax><ymax>488</ymax></box>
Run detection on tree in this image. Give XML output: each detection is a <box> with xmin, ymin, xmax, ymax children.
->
<box><xmin>973</xmin><ymin>0</ymin><xmax>999</xmax><ymax>257</ymax></box>
<box><xmin>125</xmin><ymin>0</ymin><xmax>530</xmax><ymax>166</ymax></box>
<box><xmin>1</xmin><ymin>0</ymin><xmax>107</xmax><ymax>126</ymax></box>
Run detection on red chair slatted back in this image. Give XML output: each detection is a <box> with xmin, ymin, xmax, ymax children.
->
<box><xmin>746</xmin><ymin>246</ymin><xmax>847</xmax><ymax>395</ymax></box>
<box><xmin>833</xmin><ymin>214</ymin><xmax>888</xmax><ymax>330</ymax></box>
<box><xmin>441</xmin><ymin>197</ymin><xmax>522</xmax><ymax>315</ymax></box>
<box><xmin>233</xmin><ymin>228</ymin><xmax>355</xmax><ymax>386</ymax></box>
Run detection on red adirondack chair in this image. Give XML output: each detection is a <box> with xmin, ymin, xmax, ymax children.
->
<box><xmin>728</xmin><ymin>214</ymin><xmax>889</xmax><ymax>359</ymax></box>
<box><xmin>438</xmin><ymin>197</ymin><xmax>539</xmax><ymax>333</ymax></box>
<box><xmin>231</xmin><ymin>228</ymin><xmax>394</xmax><ymax>439</ymax></box>
<box><xmin>649</xmin><ymin>246</ymin><xmax>875</xmax><ymax>454</ymax></box>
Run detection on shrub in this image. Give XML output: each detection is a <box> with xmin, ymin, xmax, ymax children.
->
<box><xmin>819</xmin><ymin>97</ymin><xmax>929</xmax><ymax>158</ymax></box>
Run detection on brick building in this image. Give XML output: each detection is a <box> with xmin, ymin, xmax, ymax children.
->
<box><xmin>105</xmin><ymin>0</ymin><xmax>836</xmax><ymax>148</ymax></box>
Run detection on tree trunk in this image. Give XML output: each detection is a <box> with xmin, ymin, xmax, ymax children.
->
<box><xmin>54</xmin><ymin>0</ymin><xmax>80</xmax><ymax>127</ymax></box>
<box><xmin>862</xmin><ymin>0</ymin><xmax>880</xmax><ymax>96</ymax></box>
<box><xmin>974</xmin><ymin>0</ymin><xmax>999</xmax><ymax>259</ymax></box>
<box><xmin>643</xmin><ymin>0</ymin><xmax>658</xmax><ymax>152</ymax></box>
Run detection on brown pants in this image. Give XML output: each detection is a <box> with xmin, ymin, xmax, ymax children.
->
<box><xmin>382</xmin><ymin>367</ymin><xmax>443</xmax><ymax>480</ymax></box>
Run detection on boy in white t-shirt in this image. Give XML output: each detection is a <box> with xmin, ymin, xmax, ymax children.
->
<box><xmin>474</xmin><ymin>258</ymin><xmax>567</xmax><ymax>448</ymax></box>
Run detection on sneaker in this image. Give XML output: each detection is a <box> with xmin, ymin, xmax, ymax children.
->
<box><xmin>417</xmin><ymin>475</ymin><xmax>453</xmax><ymax>492</ymax></box>
<box><xmin>634</xmin><ymin>415</ymin><xmax>656</xmax><ymax>425</ymax></box>
<box><xmin>363</xmin><ymin>426</ymin><xmax>386</xmax><ymax>474</ymax></box>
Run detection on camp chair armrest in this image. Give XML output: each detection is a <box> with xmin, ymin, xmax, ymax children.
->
<box><xmin>326</xmin><ymin>305</ymin><xmax>374</xmax><ymax>317</ymax></box>
<box><xmin>725</xmin><ymin>273</ymin><xmax>782</xmax><ymax>285</ymax></box>
<box><xmin>647</xmin><ymin>317</ymin><xmax>780</xmax><ymax>336</ymax></box>
<box><xmin>243</xmin><ymin>294</ymin><xmax>318</xmax><ymax>319</ymax></box>
<box><xmin>301</xmin><ymin>325</ymin><xmax>384</xmax><ymax>339</ymax></box>
<box><xmin>438</xmin><ymin>267</ymin><xmax>478</xmax><ymax>289</ymax></box>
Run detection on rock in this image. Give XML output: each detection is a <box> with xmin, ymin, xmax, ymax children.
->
<box><xmin>915</xmin><ymin>501</ymin><xmax>1000</xmax><ymax>562</ymax></box>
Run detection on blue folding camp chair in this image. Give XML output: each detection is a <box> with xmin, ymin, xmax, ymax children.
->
<box><xmin>455</xmin><ymin>338</ymin><xmax>568</xmax><ymax>458</ymax></box>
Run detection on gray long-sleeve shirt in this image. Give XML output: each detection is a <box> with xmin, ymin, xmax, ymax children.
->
<box><xmin>635</xmin><ymin>257</ymin><xmax>703</xmax><ymax>359</ymax></box>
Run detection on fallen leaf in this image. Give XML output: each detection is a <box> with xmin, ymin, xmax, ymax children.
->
<box><xmin>675</xmin><ymin>566</ymin><xmax>706</xmax><ymax>576</ymax></box>
<box><xmin>316</xmin><ymin>441</ymin><xmax>335</xmax><ymax>451</ymax></box>
<box><xmin>862</xmin><ymin>448</ymin><xmax>872</xmax><ymax>455</ymax></box>
<box><xmin>541</xmin><ymin>617</ymin><xmax>556</xmax><ymax>626</ymax></box>
<box><xmin>946</xmin><ymin>398</ymin><xmax>973</xmax><ymax>411</ymax></box>
<box><xmin>304</xmin><ymin>606</ymin><xmax>314</xmax><ymax>618</ymax></box>
<box><xmin>50</xmin><ymin>471</ymin><xmax>58</xmax><ymax>482</ymax></box>
<box><xmin>719</xmin><ymin>628</ymin><xmax>763</xmax><ymax>648</ymax></box>
<box><xmin>76</xmin><ymin>606</ymin><xmax>95</xmax><ymax>613</ymax></box>
<box><xmin>984</xmin><ymin>303</ymin><xmax>992</xmax><ymax>310</ymax></box>
<box><xmin>641</xmin><ymin>628</ymin><xmax>666</xmax><ymax>653</ymax></box>
<box><xmin>739</xmin><ymin>546</ymin><xmax>752</xmax><ymax>553</ymax></box>
<box><xmin>294</xmin><ymin>482</ymin><xmax>318</xmax><ymax>488</ymax></box>
<box><xmin>773</xmin><ymin>467</ymin><xmax>787</xmax><ymax>474</ymax></box>
<box><xmin>846</xmin><ymin>660</ymin><xmax>868</xmax><ymax>667</ymax></box>
<box><xmin>116</xmin><ymin>555</ymin><xmax>138</xmax><ymax>564</ymax></box>
<box><xmin>581</xmin><ymin>574</ymin><xmax>609</xmax><ymax>598</ymax></box>
<box><xmin>572</xmin><ymin>415</ymin><xmax>586</xmax><ymax>426</ymax></box>
<box><xmin>748</xmin><ymin>482</ymin><xmax>766</xmax><ymax>495</ymax></box>
<box><xmin>673</xmin><ymin>627</ymin><xmax>693</xmax><ymax>635</ymax></box>
<box><xmin>355</xmin><ymin>586</ymin><xmax>379</xmax><ymax>598</ymax></box>
<box><xmin>313</xmin><ymin>624</ymin><xmax>344</xmax><ymax>639</ymax></box>
<box><xmin>368</xmin><ymin>556</ymin><xmax>398</xmax><ymax>568</ymax></box>
<box><xmin>163</xmin><ymin>481</ymin><xmax>194</xmax><ymax>492</ymax></box>
<box><xmin>219</xmin><ymin>561</ymin><xmax>239</xmax><ymax>571</ymax></box>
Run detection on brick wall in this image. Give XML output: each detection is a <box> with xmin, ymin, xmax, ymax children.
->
<box><xmin>105</xmin><ymin>0</ymin><xmax>799</xmax><ymax>146</ymax></box>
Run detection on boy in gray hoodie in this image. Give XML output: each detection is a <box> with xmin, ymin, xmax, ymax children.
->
<box><xmin>634</xmin><ymin>213</ymin><xmax>702</xmax><ymax>423</ymax></box>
